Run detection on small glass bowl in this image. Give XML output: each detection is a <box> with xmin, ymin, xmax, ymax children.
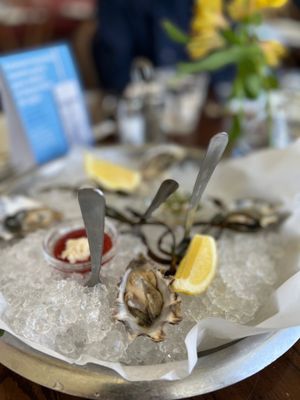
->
<box><xmin>43</xmin><ymin>218</ymin><xmax>118</xmax><ymax>273</ymax></box>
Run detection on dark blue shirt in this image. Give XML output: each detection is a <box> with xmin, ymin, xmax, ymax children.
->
<box><xmin>92</xmin><ymin>0</ymin><xmax>193</xmax><ymax>93</ymax></box>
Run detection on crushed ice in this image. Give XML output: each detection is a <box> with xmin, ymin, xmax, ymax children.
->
<box><xmin>0</xmin><ymin>229</ymin><xmax>285</xmax><ymax>365</ymax></box>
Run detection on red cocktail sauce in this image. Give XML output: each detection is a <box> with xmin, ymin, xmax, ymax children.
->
<box><xmin>53</xmin><ymin>228</ymin><xmax>113</xmax><ymax>267</ymax></box>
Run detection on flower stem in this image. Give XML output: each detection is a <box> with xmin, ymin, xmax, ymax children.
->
<box><xmin>265</xmin><ymin>90</ymin><xmax>273</xmax><ymax>146</ymax></box>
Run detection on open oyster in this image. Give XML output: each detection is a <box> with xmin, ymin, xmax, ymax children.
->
<box><xmin>115</xmin><ymin>255</ymin><xmax>182</xmax><ymax>342</ymax></box>
<box><xmin>225</xmin><ymin>198</ymin><xmax>290</xmax><ymax>230</ymax></box>
<box><xmin>4</xmin><ymin>207</ymin><xmax>62</xmax><ymax>235</ymax></box>
<box><xmin>141</xmin><ymin>145</ymin><xmax>186</xmax><ymax>180</ymax></box>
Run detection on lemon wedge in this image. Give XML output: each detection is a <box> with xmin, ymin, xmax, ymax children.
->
<box><xmin>172</xmin><ymin>234</ymin><xmax>217</xmax><ymax>295</ymax></box>
<box><xmin>84</xmin><ymin>152</ymin><xmax>141</xmax><ymax>192</ymax></box>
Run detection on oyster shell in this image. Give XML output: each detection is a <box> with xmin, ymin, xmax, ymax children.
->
<box><xmin>4</xmin><ymin>207</ymin><xmax>62</xmax><ymax>235</ymax></box>
<box><xmin>115</xmin><ymin>255</ymin><xmax>182</xmax><ymax>342</ymax></box>
<box><xmin>209</xmin><ymin>197</ymin><xmax>290</xmax><ymax>232</ymax></box>
<box><xmin>227</xmin><ymin>198</ymin><xmax>290</xmax><ymax>230</ymax></box>
<box><xmin>141</xmin><ymin>145</ymin><xmax>186</xmax><ymax>180</ymax></box>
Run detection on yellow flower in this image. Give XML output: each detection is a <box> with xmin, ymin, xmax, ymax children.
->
<box><xmin>192</xmin><ymin>0</ymin><xmax>227</xmax><ymax>34</ymax></box>
<box><xmin>256</xmin><ymin>0</ymin><xmax>288</xmax><ymax>7</ymax></box>
<box><xmin>259</xmin><ymin>40</ymin><xmax>286</xmax><ymax>66</ymax></box>
<box><xmin>188</xmin><ymin>31</ymin><xmax>225</xmax><ymax>59</ymax></box>
<box><xmin>189</xmin><ymin>0</ymin><xmax>227</xmax><ymax>59</ymax></box>
<box><xmin>228</xmin><ymin>0</ymin><xmax>288</xmax><ymax>21</ymax></box>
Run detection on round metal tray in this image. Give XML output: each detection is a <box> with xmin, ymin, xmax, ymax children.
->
<box><xmin>1</xmin><ymin>328</ymin><xmax>300</xmax><ymax>399</ymax></box>
<box><xmin>1</xmin><ymin>145</ymin><xmax>300</xmax><ymax>398</ymax></box>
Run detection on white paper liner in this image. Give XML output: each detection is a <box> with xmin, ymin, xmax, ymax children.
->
<box><xmin>1</xmin><ymin>141</ymin><xmax>300</xmax><ymax>381</ymax></box>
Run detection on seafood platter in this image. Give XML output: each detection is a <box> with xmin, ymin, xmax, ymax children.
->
<box><xmin>1</xmin><ymin>137</ymin><xmax>300</xmax><ymax>398</ymax></box>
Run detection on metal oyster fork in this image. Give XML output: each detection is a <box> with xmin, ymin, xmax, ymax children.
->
<box><xmin>78</xmin><ymin>188</ymin><xmax>105</xmax><ymax>287</ymax></box>
<box><xmin>140</xmin><ymin>179</ymin><xmax>179</xmax><ymax>222</ymax></box>
<box><xmin>183</xmin><ymin>132</ymin><xmax>229</xmax><ymax>240</ymax></box>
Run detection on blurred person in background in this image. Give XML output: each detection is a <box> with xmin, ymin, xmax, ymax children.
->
<box><xmin>92</xmin><ymin>0</ymin><xmax>193</xmax><ymax>94</ymax></box>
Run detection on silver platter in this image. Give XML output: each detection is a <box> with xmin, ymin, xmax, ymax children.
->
<box><xmin>1</xmin><ymin>328</ymin><xmax>300</xmax><ymax>399</ymax></box>
<box><xmin>1</xmin><ymin>145</ymin><xmax>300</xmax><ymax>398</ymax></box>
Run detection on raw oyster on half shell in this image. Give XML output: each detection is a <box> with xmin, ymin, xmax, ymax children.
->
<box><xmin>141</xmin><ymin>145</ymin><xmax>186</xmax><ymax>180</ymax></box>
<box><xmin>115</xmin><ymin>254</ymin><xmax>182</xmax><ymax>342</ymax></box>
<box><xmin>4</xmin><ymin>207</ymin><xmax>62</xmax><ymax>236</ymax></box>
<box><xmin>225</xmin><ymin>198</ymin><xmax>290</xmax><ymax>231</ymax></box>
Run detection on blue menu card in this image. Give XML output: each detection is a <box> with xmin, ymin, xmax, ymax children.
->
<box><xmin>0</xmin><ymin>44</ymin><xmax>93</xmax><ymax>170</ymax></box>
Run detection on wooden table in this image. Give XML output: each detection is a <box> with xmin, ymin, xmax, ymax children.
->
<box><xmin>1</xmin><ymin>104</ymin><xmax>300</xmax><ymax>400</ymax></box>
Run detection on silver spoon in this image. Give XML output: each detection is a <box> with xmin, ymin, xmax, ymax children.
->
<box><xmin>141</xmin><ymin>178</ymin><xmax>179</xmax><ymax>221</ymax></box>
<box><xmin>184</xmin><ymin>132</ymin><xmax>228</xmax><ymax>239</ymax></box>
<box><xmin>78</xmin><ymin>188</ymin><xmax>106</xmax><ymax>287</ymax></box>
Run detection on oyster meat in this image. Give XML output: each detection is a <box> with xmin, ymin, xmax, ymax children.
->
<box><xmin>115</xmin><ymin>255</ymin><xmax>182</xmax><ymax>342</ymax></box>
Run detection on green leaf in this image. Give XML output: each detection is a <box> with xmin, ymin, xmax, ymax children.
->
<box><xmin>231</xmin><ymin>76</ymin><xmax>245</xmax><ymax>99</ymax></box>
<box><xmin>162</xmin><ymin>20</ymin><xmax>189</xmax><ymax>44</ymax></box>
<box><xmin>247</xmin><ymin>12</ymin><xmax>263</xmax><ymax>26</ymax></box>
<box><xmin>244</xmin><ymin>74</ymin><xmax>261</xmax><ymax>99</ymax></box>
<box><xmin>0</xmin><ymin>330</ymin><xmax>4</xmax><ymax>337</ymax></box>
<box><xmin>222</xmin><ymin>29</ymin><xmax>241</xmax><ymax>45</ymax></box>
<box><xmin>229</xmin><ymin>113</ymin><xmax>243</xmax><ymax>143</ymax></box>
<box><xmin>263</xmin><ymin>74</ymin><xmax>279</xmax><ymax>90</ymax></box>
<box><xmin>241</xmin><ymin>12</ymin><xmax>263</xmax><ymax>26</ymax></box>
<box><xmin>178</xmin><ymin>45</ymin><xmax>261</xmax><ymax>74</ymax></box>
